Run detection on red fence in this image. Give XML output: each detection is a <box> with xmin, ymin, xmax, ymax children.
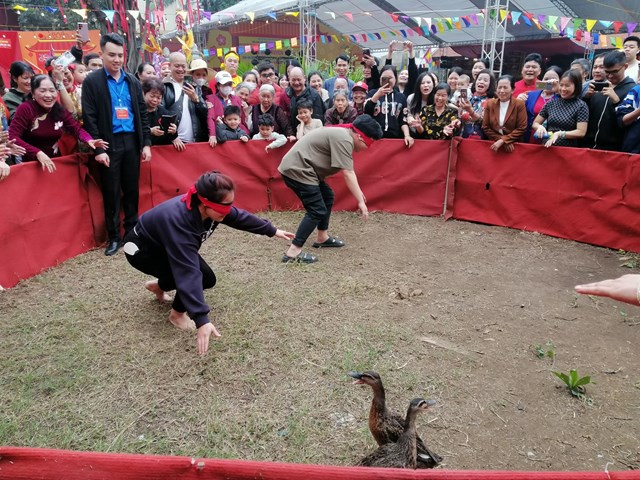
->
<box><xmin>1</xmin><ymin>139</ymin><xmax>639</xmax><ymax>289</ymax></box>
<box><xmin>1</xmin><ymin>447</ymin><xmax>638</xmax><ymax>480</ymax></box>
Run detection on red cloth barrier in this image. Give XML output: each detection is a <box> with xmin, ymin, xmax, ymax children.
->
<box><xmin>0</xmin><ymin>157</ymin><xmax>98</xmax><ymax>288</ymax></box>
<box><xmin>450</xmin><ymin>140</ymin><xmax>640</xmax><ymax>252</ymax></box>
<box><xmin>2</xmin><ymin>139</ymin><xmax>640</xmax><ymax>288</ymax></box>
<box><xmin>1</xmin><ymin>447</ymin><xmax>638</xmax><ymax>480</ymax></box>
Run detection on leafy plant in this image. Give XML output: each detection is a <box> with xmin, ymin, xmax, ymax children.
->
<box><xmin>534</xmin><ymin>341</ymin><xmax>555</xmax><ymax>359</ymax></box>
<box><xmin>553</xmin><ymin>369</ymin><xmax>594</xmax><ymax>398</ymax></box>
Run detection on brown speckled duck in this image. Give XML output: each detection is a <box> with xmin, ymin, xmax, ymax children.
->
<box><xmin>349</xmin><ymin>371</ymin><xmax>442</xmax><ymax>468</ymax></box>
<box><xmin>356</xmin><ymin>397</ymin><xmax>436</xmax><ymax>468</ymax></box>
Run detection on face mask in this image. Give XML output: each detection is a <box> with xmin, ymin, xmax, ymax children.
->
<box><xmin>195</xmin><ymin>78</ymin><xmax>206</xmax><ymax>87</ymax></box>
<box><xmin>220</xmin><ymin>86</ymin><xmax>233</xmax><ymax>96</ymax></box>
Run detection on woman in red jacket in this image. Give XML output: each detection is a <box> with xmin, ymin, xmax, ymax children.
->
<box><xmin>9</xmin><ymin>75</ymin><xmax>107</xmax><ymax>172</ymax></box>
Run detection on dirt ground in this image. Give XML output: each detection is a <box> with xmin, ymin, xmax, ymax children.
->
<box><xmin>1</xmin><ymin>211</ymin><xmax>639</xmax><ymax>472</ymax></box>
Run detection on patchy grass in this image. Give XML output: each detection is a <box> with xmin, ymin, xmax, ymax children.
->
<box><xmin>1</xmin><ymin>212</ymin><xmax>639</xmax><ymax>470</ymax></box>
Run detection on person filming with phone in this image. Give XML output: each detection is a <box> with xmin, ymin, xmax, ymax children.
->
<box><xmin>142</xmin><ymin>78</ymin><xmax>177</xmax><ymax>146</ymax></box>
<box><xmin>580</xmin><ymin>51</ymin><xmax>636</xmax><ymax>151</ymax></box>
<box><xmin>161</xmin><ymin>52</ymin><xmax>209</xmax><ymax>151</ymax></box>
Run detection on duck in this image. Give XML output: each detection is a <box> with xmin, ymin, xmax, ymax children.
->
<box><xmin>349</xmin><ymin>370</ymin><xmax>442</xmax><ymax>468</ymax></box>
<box><xmin>356</xmin><ymin>397</ymin><xmax>436</xmax><ymax>468</ymax></box>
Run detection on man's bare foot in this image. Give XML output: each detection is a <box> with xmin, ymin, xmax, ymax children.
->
<box><xmin>145</xmin><ymin>280</ymin><xmax>171</xmax><ymax>303</ymax></box>
<box><xmin>168</xmin><ymin>309</ymin><xmax>196</xmax><ymax>330</ymax></box>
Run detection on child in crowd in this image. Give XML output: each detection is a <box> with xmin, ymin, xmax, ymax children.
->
<box><xmin>449</xmin><ymin>74</ymin><xmax>472</xmax><ymax>108</ymax></box>
<box><xmin>351</xmin><ymin>81</ymin><xmax>368</xmax><ymax>116</ymax></box>
<box><xmin>216</xmin><ymin>105</ymin><xmax>250</xmax><ymax>145</ymax></box>
<box><xmin>70</xmin><ymin>62</ymin><xmax>88</xmax><ymax>86</ymax></box>
<box><xmin>252</xmin><ymin>113</ymin><xmax>287</xmax><ymax>152</ymax></box>
<box><xmin>296</xmin><ymin>100</ymin><xmax>323</xmax><ymax>139</ymax></box>
<box><xmin>325</xmin><ymin>89</ymin><xmax>358</xmax><ymax>125</ymax></box>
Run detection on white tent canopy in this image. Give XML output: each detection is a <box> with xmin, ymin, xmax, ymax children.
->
<box><xmin>201</xmin><ymin>0</ymin><xmax>640</xmax><ymax>51</ymax></box>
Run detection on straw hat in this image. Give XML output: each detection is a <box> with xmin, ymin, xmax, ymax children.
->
<box><xmin>187</xmin><ymin>58</ymin><xmax>215</xmax><ymax>81</ymax></box>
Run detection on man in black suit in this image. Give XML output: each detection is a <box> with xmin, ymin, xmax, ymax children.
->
<box><xmin>82</xmin><ymin>33</ymin><xmax>151</xmax><ymax>256</ymax></box>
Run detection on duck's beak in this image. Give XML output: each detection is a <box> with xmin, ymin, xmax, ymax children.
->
<box><xmin>348</xmin><ymin>371</ymin><xmax>365</xmax><ymax>384</ymax></box>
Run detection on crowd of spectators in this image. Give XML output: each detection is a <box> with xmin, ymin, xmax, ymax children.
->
<box><xmin>3</xmin><ymin>34</ymin><xmax>640</xmax><ymax>246</ymax></box>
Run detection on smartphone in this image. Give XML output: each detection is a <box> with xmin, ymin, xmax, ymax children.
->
<box><xmin>78</xmin><ymin>22</ymin><xmax>89</xmax><ymax>43</ymax></box>
<box><xmin>535</xmin><ymin>80</ymin><xmax>553</xmax><ymax>90</ymax></box>
<box><xmin>55</xmin><ymin>51</ymin><xmax>76</xmax><ymax>68</ymax></box>
<box><xmin>362</xmin><ymin>48</ymin><xmax>370</xmax><ymax>56</ymax></box>
<box><xmin>160</xmin><ymin>114</ymin><xmax>177</xmax><ymax>133</ymax></box>
<box><xmin>459</xmin><ymin>89</ymin><xmax>467</xmax><ymax>99</ymax></box>
<box><xmin>381</xmin><ymin>77</ymin><xmax>390</xmax><ymax>87</ymax></box>
<box><xmin>592</xmin><ymin>81</ymin><xmax>609</xmax><ymax>91</ymax></box>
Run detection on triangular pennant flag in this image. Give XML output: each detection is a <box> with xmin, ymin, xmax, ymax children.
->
<box><xmin>326</xmin><ymin>11</ymin><xmax>335</xmax><ymax>20</ymax></box>
<box><xmin>103</xmin><ymin>9</ymin><xmax>115</xmax><ymax>23</ymax></box>
<box><xmin>12</xmin><ymin>5</ymin><xmax>27</xmax><ymax>11</ymax></box>
<box><xmin>390</xmin><ymin>13</ymin><xmax>398</xmax><ymax>22</ymax></box>
<box><xmin>71</xmin><ymin>8</ymin><xmax>86</xmax><ymax>17</ymax></box>
<box><xmin>532</xmin><ymin>18</ymin><xmax>542</xmax><ymax>30</ymax></box>
<box><xmin>599</xmin><ymin>20</ymin><xmax>612</xmax><ymax>28</ymax></box>
<box><xmin>593</xmin><ymin>32</ymin><xmax>600</xmax><ymax>45</ymax></box>
<box><xmin>127</xmin><ymin>10</ymin><xmax>139</xmax><ymax>19</ymax></box>
<box><xmin>332</xmin><ymin>34</ymin><xmax>339</xmax><ymax>42</ymax></box>
<box><xmin>445</xmin><ymin>18</ymin><xmax>453</xmax><ymax>30</ymax></box>
<box><xmin>455</xmin><ymin>20</ymin><xmax>461</xmax><ymax>30</ymax></box>
<box><xmin>399</xmin><ymin>29</ymin><xmax>407</xmax><ymax>38</ymax></box>
<box><xmin>614</xmin><ymin>21</ymin><xmax>623</xmax><ymax>33</ymax></box>
<box><xmin>499</xmin><ymin>9</ymin><xmax>507</xmax><ymax>22</ymax></box>
<box><xmin>575</xmin><ymin>29</ymin><xmax>582</xmax><ymax>41</ymax></box>
<box><xmin>349</xmin><ymin>34</ymin><xmax>357</xmax><ymax>42</ymax></box>
<box><xmin>266</xmin><ymin>11</ymin><xmax>277</xmax><ymax>20</ymax></box>
<box><xmin>344</xmin><ymin>12</ymin><xmax>353</xmax><ymax>22</ymax></box>
<box><xmin>430</xmin><ymin>23</ymin><xmax>438</xmax><ymax>34</ymax></box>
<box><xmin>586</xmin><ymin>19</ymin><xmax>597</xmax><ymax>32</ymax></box>
<box><xmin>522</xmin><ymin>15</ymin><xmax>531</xmax><ymax>27</ymax></box>
<box><xmin>560</xmin><ymin>17</ymin><xmax>570</xmax><ymax>31</ymax></box>
<box><xmin>572</xmin><ymin>18</ymin><xmax>582</xmax><ymax>30</ymax></box>
<box><xmin>259</xmin><ymin>43</ymin><xmax>265</xmax><ymax>52</ymax></box>
<box><xmin>461</xmin><ymin>16</ymin><xmax>470</xmax><ymax>27</ymax></box>
<box><xmin>424</xmin><ymin>18</ymin><xmax>431</xmax><ymax>28</ymax></box>
<box><xmin>374</xmin><ymin>32</ymin><xmax>381</xmax><ymax>39</ymax></box>
<box><xmin>291</xmin><ymin>37</ymin><xmax>297</xmax><ymax>46</ymax></box>
<box><xmin>470</xmin><ymin>13</ymin><xmax>478</xmax><ymax>25</ymax></box>
<box><xmin>217</xmin><ymin>48</ymin><xmax>222</xmax><ymax>56</ymax></box>
<box><xmin>246</xmin><ymin>11</ymin><xmax>254</xmax><ymax>22</ymax></box>
<box><xmin>237</xmin><ymin>46</ymin><xmax>244</xmax><ymax>54</ymax></box>
<box><xmin>437</xmin><ymin>21</ymin><xmax>444</xmax><ymax>33</ymax></box>
<box><xmin>320</xmin><ymin>35</ymin><xmax>326</xmax><ymax>44</ymax></box>
<box><xmin>584</xmin><ymin>31</ymin><xmax>591</xmax><ymax>43</ymax></box>
<box><xmin>627</xmin><ymin>22</ymin><xmax>638</xmax><ymax>33</ymax></box>
<box><xmin>511</xmin><ymin>11</ymin><xmax>521</xmax><ymax>25</ymax></box>
<box><xmin>601</xmin><ymin>34</ymin><xmax>607</xmax><ymax>47</ymax></box>
<box><xmin>275</xmin><ymin>40</ymin><xmax>282</xmax><ymax>49</ymax></box>
<box><xmin>283</xmin><ymin>39</ymin><xmax>290</xmax><ymax>48</ymax></box>
<box><xmin>566</xmin><ymin>27</ymin><xmax>574</xmax><ymax>39</ymax></box>
<box><xmin>367</xmin><ymin>33</ymin><xmax>376</xmax><ymax>40</ymax></box>
<box><xmin>379</xmin><ymin>32</ymin><xmax>387</xmax><ymax>39</ymax></box>
<box><xmin>421</xmin><ymin>26</ymin><xmax>430</xmax><ymax>36</ymax></box>
<box><xmin>414</xmin><ymin>17</ymin><xmax>421</xmax><ymax>26</ymax></box>
<box><xmin>547</xmin><ymin>15</ymin><xmax>558</xmax><ymax>30</ymax></box>
<box><xmin>537</xmin><ymin>14</ymin><xmax>546</xmax><ymax>25</ymax></box>
<box><xmin>285</xmin><ymin>11</ymin><xmax>299</xmax><ymax>17</ymax></box>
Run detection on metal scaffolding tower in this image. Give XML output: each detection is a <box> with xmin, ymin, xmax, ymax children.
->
<box><xmin>481</xmin><ymin>0</ymin><xmax>510</xmax><ymax>75</ymax></box>
<box><xmin>299</xmin><ymin>0</ymin><xmax>317</xmax><ymax>70</ymax></box>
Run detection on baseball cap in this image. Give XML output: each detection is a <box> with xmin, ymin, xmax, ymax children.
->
<box><xmin>215</xmin><ymin>70</ymin><xmax>233</xmax><ymax>85</ymax></box>
<box><xmin>352</xmin><ymin>81</ymin><xmax>368</xmax><ymax>93</ymax></box>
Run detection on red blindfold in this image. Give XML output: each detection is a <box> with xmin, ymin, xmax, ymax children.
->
<box><xmin>181</xmin><ymin>185</ymin><xmax>233</xmax><ymax>215</ymax></box>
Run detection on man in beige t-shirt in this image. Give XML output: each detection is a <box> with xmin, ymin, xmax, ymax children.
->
<box><xmin>278</xmin><ymin>114</ymin><xmax>382</xmax><ymax>263</ymax></box>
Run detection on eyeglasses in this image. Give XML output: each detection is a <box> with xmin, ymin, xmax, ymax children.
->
<box><xmin>604</xmin><ymin>66</ymin><xmax>624</xmax><ymax>76</ymax></box>
<box><xmin>260</xmin><ymin>72</ymin><xmax>275</xmax><ymax>78</ymax></box>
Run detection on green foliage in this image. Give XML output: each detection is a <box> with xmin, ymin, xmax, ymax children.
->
<box><xmin>553</xmin><ymin>369</ymin><xmax>594</xmax><ymax>398</ymax></box>
<box><xmin>534</xmin><ymin>341</ymin><xmax>555</xmax><ymax>359</ymax></box>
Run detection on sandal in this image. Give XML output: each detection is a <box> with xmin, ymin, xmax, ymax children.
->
<box><xmin>281</xmin><ymin>252</ymin><xmax>318</xmax><ymax>264</ymax></box>
<box><xmin>312</xmin><ymin>236</ymin><xmax>345</xmax><ymax>248</ymax></box>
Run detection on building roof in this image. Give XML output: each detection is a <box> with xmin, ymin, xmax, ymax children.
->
<box><xmin>201</xmin><ymin>0</ymin><xmax>640</xmax><ymax>52</ymax></box>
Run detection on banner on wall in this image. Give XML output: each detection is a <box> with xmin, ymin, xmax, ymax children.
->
<box><xmin>16</xmin><ymin>29</ymin><xmax>101</xmax><ymax>73</ymax></box>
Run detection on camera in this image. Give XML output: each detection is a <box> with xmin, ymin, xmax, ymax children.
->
<box><xmin>592</xmin><ymin>81</ymin><xmax>609</xmax><ymax>91</ymax></box>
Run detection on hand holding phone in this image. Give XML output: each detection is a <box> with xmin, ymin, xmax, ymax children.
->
<box><xmin>161</xmin><ymin>114</ymin><xmax>177</xmax><ymax>133</ymax></box>
<box><xmin>592</xmin><ymin>81</ymin><xmax>610</xmax><ymax>92</ymax></box>
<box><xmin>77</xmin><ymin>22</ymin><xmax>89</xmax><ymax>43</ymax></box>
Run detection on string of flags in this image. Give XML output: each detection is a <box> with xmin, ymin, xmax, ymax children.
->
<box><xmin>9</xmin><ymin>2</ymin><xmax>639</xmax><ymax>51</ymax></box>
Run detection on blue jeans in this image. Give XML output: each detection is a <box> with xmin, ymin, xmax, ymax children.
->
<box><xmin>282</xmin><ymin>175</ymin><xmax>335</xmax><ymax>247</ymax></box>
